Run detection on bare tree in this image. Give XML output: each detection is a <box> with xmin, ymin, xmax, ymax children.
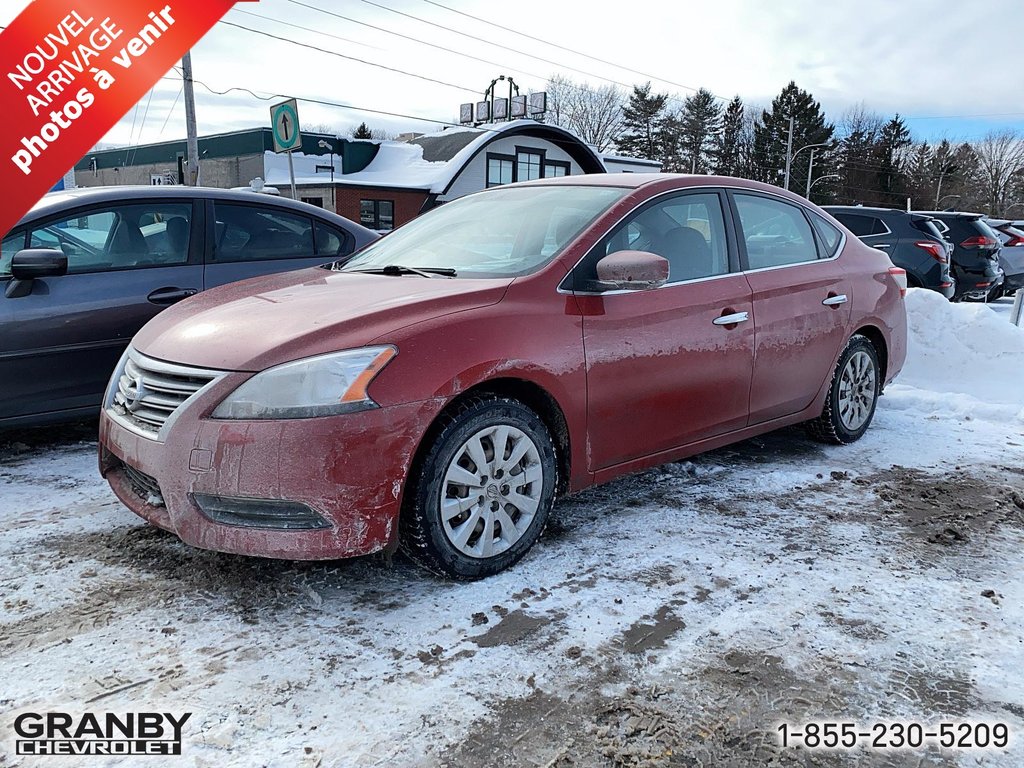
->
<box><xmin>546</xmin><ymin>75</ymin><xmax>625</xmax><ymax>152</ymax></box>
<box><xmin>972</xmin><ymin>130</ymin><xmax>1024</xmax><ymax>215</ymax></box>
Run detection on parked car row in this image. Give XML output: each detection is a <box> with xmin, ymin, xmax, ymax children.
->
<box><xmin>824</xmin><ymin>205</ymin><xmax>1020</xmax><ymax>302</ymax></box>
<box><xmin>0</xmin><ymin>186</ymin><xmax>378</xmax><ymax>429</ymax></box>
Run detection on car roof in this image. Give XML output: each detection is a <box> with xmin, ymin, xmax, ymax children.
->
<box><xmin>912</xmin><ymin>210</ymin><xmax>984</xmax><ymax>220</ymax></box>
<box><xmin>508</xmin><ymin>172</ymin><xmax>820</xmax><ymax>205</ymax></box>
<box><xmin>17</xmin><ymin>185</ymin><xmax>375</xmax><ymax>236</ymax></box>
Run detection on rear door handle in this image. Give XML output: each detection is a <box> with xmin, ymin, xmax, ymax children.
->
<box><xmin>147</xmin><ymin>287</ymin><xmax>198</xmax><ymax>305</ymax></box>
<box><xmin>873</xmin><ymin>243</ymin><xmax>892</xmax><ymax>250</ymax></box>
<box><xmin>712</xmin><ymin>311</ymin><xmax>749</xmax><ymax>326</ymax></box>
<box><xmin>822</xmin><ymin>294</ymin><xmax>848</xmax><ymax>306</ymax></box>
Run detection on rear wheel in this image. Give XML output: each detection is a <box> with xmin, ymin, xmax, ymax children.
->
<box><xmin>400</xmin><ymin>397</ymin><xmax>557</xmax><ymax>580</ymax></box>
<box><xmin>806</xmin><ymin>335</ymin><xmax>880</xmax><ymax>445</ymax></box>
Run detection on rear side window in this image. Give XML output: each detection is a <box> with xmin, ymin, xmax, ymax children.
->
<box><xmin>810</xmin><ymin>213</ymin><xmax>842</xmax><ymax>257</ymax></box>
<box><xmin>212</xmin><ymin>203</ymin><xmax>316</xmax><ymax>263</ymax></box>
<box><xmin>833</xmin><ymin>212</ymin><xmax>887</xmax><ymax>237</ymax></box>
<box><xmin>734</xmin><ymin>194</ymin><xmax>818</xmax><ymax>269</ymax></box>
<box><xmin>313</xmin><ymin>221</ymin><xmax>354</xmax><ymax>259</ymax></box>
<box><xmin>26</xmin><ymin>203</ymin><xmax>192</xmax><ymax>274</ymax></box>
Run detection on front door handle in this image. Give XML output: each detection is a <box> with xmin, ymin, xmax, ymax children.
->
<box><xmin>822</xmin><ymin>294</ymin><xmax>848</xmax><ymax>306</ymax></box>
<box><xmin>147</xmin><ymin>287</ymin><xmax>198</xmax><ymax>305</ymax></box>
<box><xmin>712</xmin><ymin>311</ymin><xmax>749</xmax><ymax>326</ymax></box>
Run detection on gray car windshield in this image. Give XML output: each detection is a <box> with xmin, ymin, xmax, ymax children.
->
<box><xmin>337</xmin><ymin>185</ymin><xmax>628</xmax><ymax>278</ymax></box>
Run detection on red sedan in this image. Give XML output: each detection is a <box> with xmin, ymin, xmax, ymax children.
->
<box><xmin>99</xmin><ymin>174</ymin><xmax>907</xmax><ymax>579</ymax></box>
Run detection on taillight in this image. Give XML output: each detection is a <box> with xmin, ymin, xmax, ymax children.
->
<box><xmin>888</xmin><ymin>266</ymin><xmax>908</xmax><ymax>297</ymax></box>
<box><xmin>1005</xmin><ymin>235</ymin><xmax>1024</xmax><ymax>247</ymax></box>
<box><xmin>914</xmin><ymin>241</ymin><xmax>947</xmax><ymax>263</ymax></box>
<box><xmin>960</xmin><ymin>235</ymin><xmax>998</xmax><ymax>248</ymax></box>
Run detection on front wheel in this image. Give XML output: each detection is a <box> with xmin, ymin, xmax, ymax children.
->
<box><xmin>400</xmin><ymin>397</ymin><xmax>557</xmax><ymax>580</ymax></box>
<box><xmin>806</xmin><ymin>335</ymin><xmax>880</xmax><ymax>445</ymax></box>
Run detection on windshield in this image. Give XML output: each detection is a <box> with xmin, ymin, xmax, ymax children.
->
<box><xmin>337</xmin><ymin>185</ymin><xmax>628</xmax><ymax>278</ymax></box>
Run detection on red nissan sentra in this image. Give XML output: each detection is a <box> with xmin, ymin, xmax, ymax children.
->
<box><xmin>99</xmin><ymin>174</ymin><xmax>907</xmax><ymax>579</ymax></box>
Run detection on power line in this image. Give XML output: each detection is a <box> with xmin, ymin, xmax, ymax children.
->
<box><xmin>354</xmin><ymin>0</ymin><xmax>692</xmax><ymax>110</ymax></box>
<box><xmin>418</xmin><ymin>0</ymin><xmax>722</xmax><ymax>101</ymax></box>
<box><xmin>217</xmin><ymin>19</ymin><xmax>479</xmax><ymax>95</ymax></box>
<box><xmin>158</xmin><ymin>84</ymin><xmax>184</xmax><ymax>137</ymax></box>
<box><xmin>283</xmin><ymin>0</ymin><xmax>550</xmax><ymax>85</ymax></box>
<box><xmin>233</xmin><ymin>8</ymin><xmax>380</xmax><ymax>51</ymax></box>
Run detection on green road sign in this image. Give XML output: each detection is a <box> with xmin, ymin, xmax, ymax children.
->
<box><xmin>270</xmin><ymin>99</ymin><xmax>301</xmax><ymax>153</ymax></box>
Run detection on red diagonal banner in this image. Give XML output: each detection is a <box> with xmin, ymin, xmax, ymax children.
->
<box><xmin>0</xmin><ymin>0</ymin><xmax>254</xmax><ymax>238</ymax></box>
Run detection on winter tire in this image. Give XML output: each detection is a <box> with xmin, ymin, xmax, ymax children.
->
<box><xmin>400</xmin><ymin>396</ymin><xmax>557</xmax><ymax>580</ymax></box>
<box><xmin>806</xmin><ymin>334</ymin><xmax>880</xmax><ymax>445</ymax></box>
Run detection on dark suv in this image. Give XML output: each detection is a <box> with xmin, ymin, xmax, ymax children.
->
<box><xmin>912</xmin><ymin>211</ymin><xmax>1004</xmax><ymax>300</ymax></box>
<box><xmin>823</xmin><ymin>206</ymin><xmax>954</xmax><ymax>298</ymax></box>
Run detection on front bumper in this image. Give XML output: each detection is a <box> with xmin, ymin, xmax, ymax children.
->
<box><xmin>99</xmin><ymin>376</ymin><xmax>437</xmax><ymax>560</ymax></box>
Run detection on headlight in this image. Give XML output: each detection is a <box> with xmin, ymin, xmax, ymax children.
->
<box><xmin>212</xmin><ymin>346</ymin><xmax>397</xmax><ymax>420</ymax></box>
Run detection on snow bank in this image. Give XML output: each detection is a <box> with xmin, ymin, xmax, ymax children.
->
<box><xmin>887</xmin><ymin>289</ymin><xmax>1024</xmax><ymax>421</ymax></box>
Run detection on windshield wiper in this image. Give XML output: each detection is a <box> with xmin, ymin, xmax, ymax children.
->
<box><xmin>347</xmin><ymin>264</ymin><xmax>457</xmax><ymax>278</ymax></box>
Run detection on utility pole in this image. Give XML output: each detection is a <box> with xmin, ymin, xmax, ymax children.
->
<box><xmin>181</xmin><ymin>51</ymin><xmax>199</xmax><ymax>186</ymax></box>
<box><xmin>805</xmin><ymin>147</ymin><xmax>817</xmax><ymax>199</ymax></box>
<box><xmin>783</xmin><ymin>116</ymin><xmax>794</xmax><ymax>190</ymax></box>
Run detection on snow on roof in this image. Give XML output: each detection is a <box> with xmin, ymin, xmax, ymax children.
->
<box><xmin>263</xmin><ymin>120</ymin><xmax>614</xmax><ymax>193</ymax></box>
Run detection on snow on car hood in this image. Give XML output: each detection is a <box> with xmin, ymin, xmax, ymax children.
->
<box><xmin>132</xmin><ymin>266</ymin><xmax>512</xmax><ymax>372</ymax></box>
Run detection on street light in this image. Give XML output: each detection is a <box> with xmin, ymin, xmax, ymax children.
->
<box><xmin>935</xmin><ymin>194</ymin><xmax>961</xmax><ymax>210</ymax></box>
<box><xmin>787</xmin><ymin>141</ymin><xmax>831</xmax><ymax>191</ymax></box>
<box><xmin>807</xmin><ymin>173</ymin><xmax>840</xmax><ymax>201</ymax></box>
<box><xmin>318</xmin><ymin>139</ymin><xmax>335</xmax><ymax>211</ymax></box>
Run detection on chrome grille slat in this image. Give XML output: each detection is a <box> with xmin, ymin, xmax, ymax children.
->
<box><xmin>107</xmin><ymin>349</ymin><xmax>225</xmax><ymax>440</ymax></box>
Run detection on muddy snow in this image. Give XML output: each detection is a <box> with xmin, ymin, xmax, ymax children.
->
<box><xmin>1</xmin><ymin>292</ymin><xmax>1023</xmax><ymax>767</ymax></box>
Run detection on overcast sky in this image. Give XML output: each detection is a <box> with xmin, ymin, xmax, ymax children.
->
<box><xmin>5</xmin><ymin>0</ymin><xmax>1023</xmax><ymax>148</ymax></box>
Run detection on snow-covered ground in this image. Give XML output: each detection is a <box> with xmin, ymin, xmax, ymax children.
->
<box><xmin>1</xmin><ymin>291</ymin><xmax>1022</xmax><ymax>767</ymax></box>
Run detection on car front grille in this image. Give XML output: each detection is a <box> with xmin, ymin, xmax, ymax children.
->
<box><xmin>122</xmin><ymin>462</ymin><xmax>164</xmax><ymax>506</ymax></box>
<box><xmin>108</xmin><ymin>349</ymin><xmax>225</xmax><ymax>439</ymax></box>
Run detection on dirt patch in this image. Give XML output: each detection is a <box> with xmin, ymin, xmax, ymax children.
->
<box><xmin>471</xmin><ymin>609</ymin><xmax>554</xmax><ymax>648</ymax></box>
<box><xmin>865</xmin><ymin>467</ymin><xmax>1024</xmax><ymax>547</ymax></box>
<box><xmin>619</xmin><ymin>606</ymin><xmax>686</xmax><ymax>655</ymax></box>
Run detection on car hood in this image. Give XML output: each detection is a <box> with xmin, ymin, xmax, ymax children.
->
<box><xmin>133</xmin><ymin>267</ymin><xmax>512</xmax><ymax>371</ymax></box>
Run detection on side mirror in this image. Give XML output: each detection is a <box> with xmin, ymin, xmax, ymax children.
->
<box><xmin>593</xmin><ymin>250</ymin><xmax>669</xmax><ymax>292</ymax></box>
<box><xmin>11</xmin><ymin>248</ymin><xmax>67</xmax><ymax>279</ymax></box>
<box><xmin>5</xmin><ymin>249</ymin><xmax>67</xmax><ymax>299</ymax></box>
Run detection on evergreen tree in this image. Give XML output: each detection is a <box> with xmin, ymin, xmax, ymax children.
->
<box><xmin>714</xmin><ymin>96</ymin><xmax>744</xmax><ymax>176</ymax></box>
<box><xmin>873</xmin><ymin>115</ymin><xmax>912</xmax><ymax>206</ymax></box>
<box><xmin>352</xmin><ymin>122</ymin><xmax>373</xmax><ymax>139</ymax></box>
<box><xmin>751</xmin><ymin>81</ymin><xmax>834</xmax><ymax>192</ymax></box>
<box><xmin>616</xmin><ymin>82</ymin><xmax>668</xmax><ymax>160</ymax></box>
<box><xmin>676</xmin><ymin>88</ymin><xmax>721</xmax><ymax>173</ymax></box>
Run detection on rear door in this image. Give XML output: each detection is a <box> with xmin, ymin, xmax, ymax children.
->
<box><xmin>204</xmin><ymin>200</ymin><xmax>356</xmax><ymax>288</ymax></box>
<box><xmin>576</xmin><ymin>189</ymin><xmax>755</xmax><ymax>470</ymax></box>
<box><xmin>0</xmin><ymin>200</ymin><xmax>203</xmax><ymax>421</ymax></box>
<box><xmin>731</xmin><ymin>192</ymin><xmax>852</xmax><ymax>425</ymax></box>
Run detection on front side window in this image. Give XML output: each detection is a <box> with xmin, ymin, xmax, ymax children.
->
<box><xmin>1</xmin><ymin>230</ymin><xmax>26</xmax><ymax>276</ymax></box>
<box><xmin>339</xmin><ymin>185</ymin><xmax>627</xmax><ymax>278</ymax></box>
<box><xmin>734</xmin><ymin>194</ymin><xmax>818</xmax><ymax>270</ymax></box>
<box><xmin>212</xmin><ymin>203</ymin><xmax>314</xmax><ymax>263</ymax></box>
<box><xmin>580</xmin><ymin>192</ymin><xmax>731</xmax><ymax>286</ymax></box>
<box><xmin>486</xmin><ymin>154</ymin><xmax>514</xmax><ymax>187</ymax></box>
<box><xmin>360</xmin><ymin>200</ymin><xmax>394</xmax><ymax>231</ymax></box>
<box><xmin>26</xmin><ymin>203</ymin><xmax>192</xmax><ymax>273</ymax></box>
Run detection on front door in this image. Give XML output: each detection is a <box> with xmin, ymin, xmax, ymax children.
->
<box><xmin>0</xmin><ymin>200</ymin><xmax>202</xmax><ymax>422</ymax></box>
<box><xmin>573</xmin><ymin>190</ymin><xmax>755</xmax><ymax>471</ymax></box>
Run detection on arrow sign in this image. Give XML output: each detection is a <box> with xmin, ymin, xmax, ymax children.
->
<box><xmin>270</xmin><ymin>99</ymin><xmax>301</xmax><ymax>153</ymax></box>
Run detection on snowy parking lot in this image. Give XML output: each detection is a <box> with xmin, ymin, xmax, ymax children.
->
<box><xmin>1</xmin><ymin>291</ymin><xmax>1023</xmax><ymax>767</ymax></box>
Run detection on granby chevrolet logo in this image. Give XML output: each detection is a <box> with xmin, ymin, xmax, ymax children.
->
<box><xmin>14</xmin><ymin>711</ymin><xmax>192</xmax><ymax>756</ymax></box>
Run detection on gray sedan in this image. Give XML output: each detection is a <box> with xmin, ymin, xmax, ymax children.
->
<box><xmin>1</xmin><ymin>186</ymin><xmax>378</xmax><ymax>429</ymax></box>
